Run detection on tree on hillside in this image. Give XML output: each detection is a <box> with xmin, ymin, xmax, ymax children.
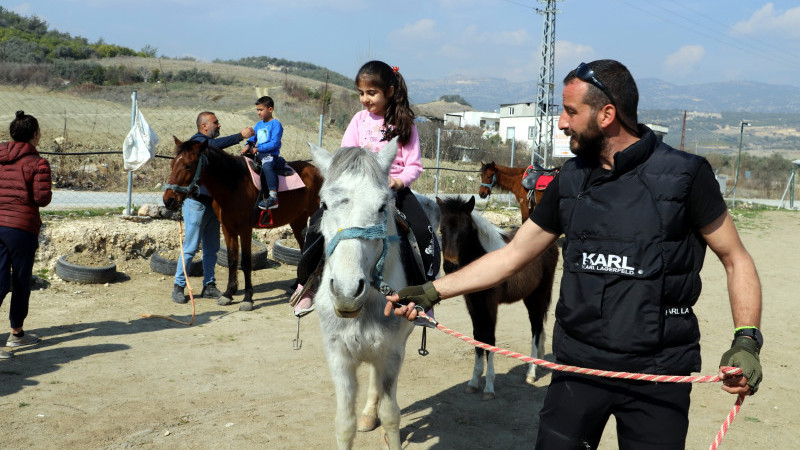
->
<box><xmin>439</xmin><ymin>95</ymin><xmax>472</xmax><ymax>107</ymax></box>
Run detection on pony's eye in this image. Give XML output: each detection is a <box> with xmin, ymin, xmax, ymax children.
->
<box><xmin>321</xmin><ymin>202</ymin><xmax>328</xmax><ymax>210</ymax></box>
<box><xmin>378</xmin><ymin>204</ymin><xmax>386</xmax><ymax>213</ymax></box>
<box><xmin>184</xmin><ymin>164</ymin><xmax>192</xmax><ymax>170</ymax></box>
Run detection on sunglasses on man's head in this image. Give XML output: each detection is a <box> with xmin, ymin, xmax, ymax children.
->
<box><xmin>573</xmin><ymin>62</ymin><xmax>637</xmax><ymax>134</ymax></box>
<box><xmin>574</xmin><ymin>62</ymin><xmax>618</xmax><ymax>107</ymax></box>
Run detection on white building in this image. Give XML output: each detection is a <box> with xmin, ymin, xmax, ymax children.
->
<box><xmin>443</xmin><ymin>111</ymin><xmax>500</xmax><ymax>132</ymax></box>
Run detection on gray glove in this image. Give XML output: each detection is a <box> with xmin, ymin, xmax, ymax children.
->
<box><xmin>395</xmin><ymin>281</ymin><xmax>441</xmax><ymax>312</ymax></box>
<box><xmin>719</xmin><ymin>336</ymin><xmax>762</xmax><ymax>394</ymax></box>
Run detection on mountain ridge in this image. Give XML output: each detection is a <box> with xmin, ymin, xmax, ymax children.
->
<box><xmin>407</xmin><ymin>75</ymin><xmax>800</xmax><ymax>114</ymax></box>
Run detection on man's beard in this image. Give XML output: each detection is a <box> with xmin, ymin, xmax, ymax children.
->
<box><xmin>568</xmin><ymin>120</ymin><xmax>604</xmax><ymax>163</ymax></box>
<box><xmin>209</xmin><ymin>129</ymin><xmax>220</xmax><ymax>139</ymax></box>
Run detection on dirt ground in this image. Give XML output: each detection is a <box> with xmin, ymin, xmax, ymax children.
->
<box><xmin>0</xmin><ymin>210</ymin><xmax>797</xmax><ymax>449</ymax></box>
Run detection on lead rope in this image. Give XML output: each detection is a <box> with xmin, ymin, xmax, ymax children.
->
<box><xmin>411</xmin><ymin>311</ymin><xmax>745</xmax><ymax>449</ymax></box>
<box><xmin>142</xmin><ymin>220</ymin><xmax>196</xmax><ymax>325</ymax></box>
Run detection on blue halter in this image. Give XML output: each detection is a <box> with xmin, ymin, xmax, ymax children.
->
<box><xmin>480</xmin><ymin>173</ymin><xmax>497</xmax><ymax>193</ymax></box>
<box><xmin>163</xmin><ymin>152</ymin><xmax>207</xmax><ymax>194</ymax></box>
<box><xmin>325</xmin><ymin>211</ymin><xmax>401</xmax><ymax>295</ymax></box>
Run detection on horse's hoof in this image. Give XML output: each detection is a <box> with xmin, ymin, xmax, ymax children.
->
<box><xmin>217</xmin><ymin>295</ymin><xmax>233</xmax><ymax>306</ymax></box>
<box><xmin>482</xmin><ymin>392</ymin><xmax>496</xmax><ymax>401</ymax></box>
<box><xmin>464</xmin><ymin>385</ymin><xmax>479</xmax><ymax>394</ymax></box>
<box><xmin>238</xmin><ymin>301</ymin><xmax>253</xmax><ymax>312</ymax></box>
<box><xmin>525</xmin><ymin>375</ymin><xmax>537</xmax><ymax>385</ymax></box>
<box><xmin>357</xmin><ymin>415</ymin><xmax>379</xmax><ymax>432</ymax></box>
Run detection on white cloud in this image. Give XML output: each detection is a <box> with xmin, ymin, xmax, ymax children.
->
<box><xmin>732</xmin><ymin>3</ymin><xmax>800</xmax><ymax>39</ymax></box>
<box><xmin>389</xmin><ymin>18</ymin><xmax>441</xmax><ymax>44</ymax></box>
<box><xmin>554</xmin><ymin>41</ymin><xmax>596</xmax><ymax>67</ymax></box>
<box><xmin>663</xmin><ymin>45</ymin><xmax>706</xmax><ymax>78</ymax></box>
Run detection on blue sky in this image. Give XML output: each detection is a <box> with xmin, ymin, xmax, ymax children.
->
<box><xmin>5</xmin><ymin>0</ymin><xmax>800</xmax><ymax>87</ymax></box>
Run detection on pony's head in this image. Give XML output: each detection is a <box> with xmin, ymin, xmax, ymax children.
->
<box><xmin>478</xmin><ymin>161</ymin><xmax>497</xmax><ymax>198</ymax></box>
<box><xmin>307</xmin><ymin>138</ymin><xmax>400</xmax><ymax>318</ymax></box>
<box><xmin>437</xmin><ymin>195</ymin><xmax>507</xmax><ymax>274</ymax></box>
<box><xmin>163</xmin><ymin>136</ymin><xmax>207</xmax><ymax>210</ymax></box>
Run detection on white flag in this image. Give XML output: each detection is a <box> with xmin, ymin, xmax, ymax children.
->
<box><xmin>122</xmin><ymin>105</ymin><xmax>159</xmax><ymax>171</ymax></box>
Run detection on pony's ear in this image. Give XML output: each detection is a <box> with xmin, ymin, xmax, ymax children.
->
<box><xmin>307</xmin><ymin>142</ymin><xmax>332</xmax><ymax>176</ymax></box>
<box><xmin>377</xmin><ymin>137</ymin><xmax>399</xmax><ymax>174</ymax></box>
<box><xmin>173</xmin><ymin>135</ymin><xmax>182</xmax><ymax>145</ymax></box>
<box><xmin>465</xmin><ymin>196</ymin><xmax>476</xmax><ymax>213</ymax></box>
<box><xmin>435</xmin><ymin>197</ymin><xmax>443</xmax><ymax>207</ymax></box>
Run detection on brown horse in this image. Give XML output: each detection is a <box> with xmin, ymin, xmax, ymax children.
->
<box><xmin>163</xmin><ymin>137</ymin><xmax>322</xmax><ymax>311</ymax></box>
<box><xmin>479</xmin><ymin>161</ymin><xmax>558</xmax><ymax>223</ymax></box>
<box><xmin>437</xmin><ymin>196</ymin><xmax>558</xmax><ymax>399</ymax></box>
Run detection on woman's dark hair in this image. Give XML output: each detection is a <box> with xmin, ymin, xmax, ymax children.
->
<box><xmin>355</xmin><ymin>60</ymin><xmax>416</xmax><ymax>146</ymax></box>
<box><xmin>10</xmin><ymin>110</ymin><xmax>40</xmax><ymax>143</ymax></box>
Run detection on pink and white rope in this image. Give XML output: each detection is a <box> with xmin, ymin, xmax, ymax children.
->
<box><xmin>415</xmin><ymin>312</ymin><xmax>745</xmax><ymax>450</ymax></box>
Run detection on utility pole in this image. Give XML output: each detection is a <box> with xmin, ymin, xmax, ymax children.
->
<box><xmin>532</xmin><ymin>0</ymin><xmax>562</xmax><ymax>167</ymax></box>
<box><xmin>731</xmin><ymin>120</ymin><xmax>750</xmax><ymax>207</ymax></box>
<box><xmin>680</xmin><ymin>110</ymin><xmax>686</xmax><ymax>151</ymax></box>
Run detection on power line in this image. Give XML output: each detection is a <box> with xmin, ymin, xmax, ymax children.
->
<box><xmin>614</xmin><ymin>0</ymin><xmax>800</xmax><ymax>72</ymax></box>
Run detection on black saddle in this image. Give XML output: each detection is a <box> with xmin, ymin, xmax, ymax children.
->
<box><xmin>521</xmin><ymin>163</ymin><xmax>559</xmax><ymax>191</ymax></box>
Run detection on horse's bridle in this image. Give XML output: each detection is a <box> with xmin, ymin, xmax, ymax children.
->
<box><xmin>163</xmin><ymin>152</ymin><xmax>208</xmax><ymax>195</ymax></box>
<box><xmin>325</xmin><ymin>210</ymin><xmax>401</xmax><ymax>295</ymax></box>
<box><xmin>480</xmin><ymin>173</ymin><xmax>497</xmax><ymax>194</ymax></box>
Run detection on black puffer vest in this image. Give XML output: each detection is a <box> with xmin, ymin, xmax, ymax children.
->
<box><xmin>554</xmin><ymin>128</ymin><xmax>708</xmax><ymax>374</ymax></box>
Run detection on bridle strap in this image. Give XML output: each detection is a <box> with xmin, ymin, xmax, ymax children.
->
<box><xmin>325</xmin><ymin>211</ymin><xmax>400</xmax><ymax>294</ymax></box>
<box><xmin>164</xmin><ymin>152</ymin><xmax>207</xmax><ymax>194</ymax></box>
<box><xmin>480</xmin><ymin>173</ymin><xmax>497</xmax><ymax>194</ymax></box>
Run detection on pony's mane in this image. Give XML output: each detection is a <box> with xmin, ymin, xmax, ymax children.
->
<box><xmin>439</xmin><ymin>197</ymin><xmax>507</xmax><ymax>252</ymax></box>
<box><xmin>327</xmin><ymin>146</ymin><xmax>385</xmax><ymax>187</ymax></box>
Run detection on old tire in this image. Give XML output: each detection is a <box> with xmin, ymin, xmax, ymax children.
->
<box><xmin>55</xmin><ymin>254</ymin><xmax>117</xmax><ymax>284</ymax></box>
<box><xmin>273</xmin><ymin>239</ymin><xmax>301</xmax><ymax>266</ymax></box>
<box><xmin>217</xmin><ymin>241</ymin><xmax>269</xmax><ymax>270</ymax></box>
<box><xmin>150</xmin><ymin>250</ymin><xmax>203</xmax><ymax>277</ymax></box>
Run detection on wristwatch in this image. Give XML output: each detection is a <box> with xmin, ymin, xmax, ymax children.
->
<box><xmin>734</xmin><ymin>327</ymin><xmax>764</xmax><ymax>350</ymax></box>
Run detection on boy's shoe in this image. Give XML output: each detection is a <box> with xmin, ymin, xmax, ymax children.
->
<box><xmin>6</xmin><ymin>332</ymin><xmax>40</xmax><ymax>347</ymax></box>
<box><xmin>266</xmin><ymin>196</ymin><xmax>279</xmax><ymax>210</ymax></box>
<box><xmin>290</xmin><ymin>284</ymin><xmax>315</xmax><ymax>318</ymax></box>
<box><xmin>257</xmin><ymin>199</ymin><xmax>269</xmax><ymax>210</ymax></box>
<box><xmin>201</xmin><ymin>283</ymin><xmax>221</xmax><ymax>299</ymax></box>
<box><xmin>0</xmin><ymin>349</ymin><xmax>14</xmax><ymax>359</ymax></box>
<box><xmin>171</xmin><ymin>284</ymin><xmax>187</xmax><ymax>304</ymax></box>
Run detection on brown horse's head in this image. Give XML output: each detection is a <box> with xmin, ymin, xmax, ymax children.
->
<box><xmin>163</xmin><ymin>136</ymin><xmax>207</xmax><ymax>210</ymax></box>
<box><xmin>478</xmin><ymin>161</ymin><xmax>497</xmax><ymax>198</ymax></box>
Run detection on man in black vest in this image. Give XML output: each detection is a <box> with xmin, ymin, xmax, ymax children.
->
<box><xmin>386</xmin><ymin>60</ymin><xmax>762</xmax><ymax>449</ymax></box>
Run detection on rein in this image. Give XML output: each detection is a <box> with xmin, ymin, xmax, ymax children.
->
<box><xmin>164</xmin><ymin>152</ymin><xmax>207</xmax><ymax>194</ymax></box>
<box><xmin>325</xmin><ymin>210</ymin><xmax>401</xmax><ymax>295</ymax></box>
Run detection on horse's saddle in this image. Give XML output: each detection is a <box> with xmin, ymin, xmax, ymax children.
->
<box><xmin>521</xmin><ymin>163</ymin><xmax>559</xmax><ymax>191</ymax></box>
<box><xmin>245</xmin><ymin>157</ymin><xmax>305</xmax><ymax>193</ymax></box>
<box><xmin>393</xmin><ymin>208</ymin><xmax>430</xmax><ymax>287</ymax></box>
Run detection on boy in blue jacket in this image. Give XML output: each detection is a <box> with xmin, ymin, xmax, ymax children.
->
<box><xmin>244</xmin><ymin>96</ymin><xmax>283</xmax><ymax>210</ymax></box>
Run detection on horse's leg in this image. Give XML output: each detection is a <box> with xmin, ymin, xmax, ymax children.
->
<box><xmin>522</xmin><ymin>283</ymin><xmax>550</xmax><ymax>384</ymax></box>
<box><xmin>464</xmin><ymin>294</ymin><xmax>497</xmax><ymax>399</ymax></box>
<box><xmin>329</xmin><ymin>354</ymin><xmax>358</xmax><ymax>450</ymax></box>
<box><xmin>483</xmin><ymin>351</ymin><xmax>496</xmax><ymax>400</ymax></box>
<box><xmin>289</xmin><ymin>217</ymin><xmax>308</xmax><ymax>251</ymax></box>
<box><xmin>218</xmin><ymin>225</ymin><xmax>239</xmax><ymax>306</ymax></box>
<box><xmin>238</xmin><ymin>229</ymin><xmax>254</xmax><ymax>311</ymax></box>
<box><xmin>374</xmin><ymin>353</ymin><xmax>405</xmax><ymax>450</ymax></box>
<box><xmin>357</xmin><ymin>365</ymin><xmax>380</xmax><ymax>432</ymax></box>
<box><xmin>466</xmin><ymin>348</ymin><xmax>485</xmax><ymax>394</ymax></box>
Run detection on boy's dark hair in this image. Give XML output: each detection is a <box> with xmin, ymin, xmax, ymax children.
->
<box><xmin>564</xmin><ymin>59</ymin><xmax>639</xmax><ymax>134</ymax></box>
<box><xmin>255</xmin><ymin>96</ymin><xmax>274</xmax><ymax>108</ymax></box>
<box><xmin>356</xmin><ymin>60</ymin><xmax>415</xmax><ymax>146</ymax></box>
<box><xmin>10</xmin><ymin>110</ymin><xmax>39</xmax><ymax>142</ymax></box>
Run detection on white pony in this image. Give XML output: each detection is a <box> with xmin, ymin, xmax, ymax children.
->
<box><xmin>308</xmin><ymin>139</ymin><xmax>416</xmax><ymax>450</ymax></box>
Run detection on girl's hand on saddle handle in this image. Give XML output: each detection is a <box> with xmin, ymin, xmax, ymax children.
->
<box><xmin>388</xmin><ymin>177</ymin><xmax>404</xmax><ymax>191</ymax></box>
